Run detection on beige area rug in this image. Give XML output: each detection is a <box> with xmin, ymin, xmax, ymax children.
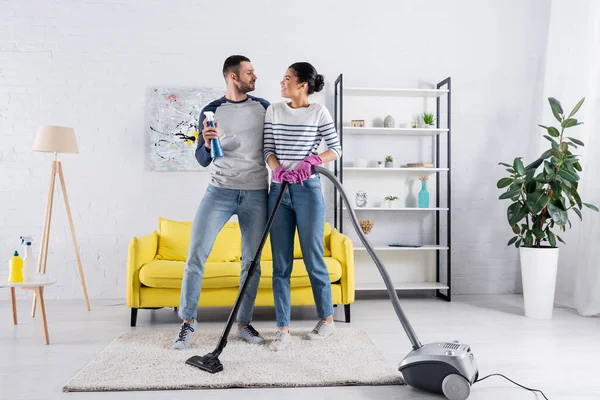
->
<box><xmin>63</xmin><ymin>327</ymin><xmax>405</xmax><ymax>392</ymax></box>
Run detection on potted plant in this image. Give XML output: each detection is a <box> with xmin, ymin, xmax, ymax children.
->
<box><xmin>384</xmin><ymin>195</ymin><xmax>399</xmax><ymax>208</ymax></box>
<box><xmin>421</xmin><ymin>112</ymin><xmax>436</xmax><ymax>128</ymax></box>
<box><xmin>377</xmin><ymin>161</ymin><xmax>384</xmax><ymax>168</ymax></box>
<box><xmin>385</xmin><ymin>155</ymin><xmax>393</xmax><ymax>168</ymax></box>
<box><xmin>497</xmin><ymin>97</ymin><xmax>598</xmax><ymax>319</ymax></box>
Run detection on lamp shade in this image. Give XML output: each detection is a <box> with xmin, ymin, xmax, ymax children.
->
<box><xmin>32</xmin><ymin>125</ymin><xmax>79</xmax><ymax>153</ymax></box>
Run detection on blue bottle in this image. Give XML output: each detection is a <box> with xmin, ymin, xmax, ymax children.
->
<box><xmin>418</xmin><ymin>179</ymin><xmax>429</xmax><ymax>208</ymax></box>
<box><xmin>204</xmin><ymin>111</ymin><xmax>224</xmax><ymax>158</ymax></box>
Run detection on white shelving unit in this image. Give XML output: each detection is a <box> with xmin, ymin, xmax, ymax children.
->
<box><xmin>333</xmin><ymin>75</ymin><xmax>452</xmax><ymax>300</ymax></box>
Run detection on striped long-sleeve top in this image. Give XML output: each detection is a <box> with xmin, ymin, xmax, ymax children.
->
<box><xmin>263</xmin><ymin>102</ymin><xmax>342</xmax><ymax>169</ymax></box>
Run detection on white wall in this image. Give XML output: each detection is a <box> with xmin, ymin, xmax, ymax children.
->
<box><xmin>0</xmin><ymin>0</ymin><xmax>551</xmax><ymax>299</ymax></box>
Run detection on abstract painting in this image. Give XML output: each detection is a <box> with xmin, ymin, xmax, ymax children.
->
<box><xmin>145</xmin><ymin>86</ymin><xmax>224</xmax><ymax>171</ymax></box>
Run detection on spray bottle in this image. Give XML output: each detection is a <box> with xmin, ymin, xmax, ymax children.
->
<box><xmin>204</xmin><ymin>111</ymin><xmax>224</xmax><ymax>158</ymax></box>
<box><xmin>8</xmin><ymin>251</ymin><xmax>23</xmax><ymax>283</ymax></box>
<box><xmin>20</xmin><ymin>236</ymin><xmax>37</xmax><ymax>282</ymax></box>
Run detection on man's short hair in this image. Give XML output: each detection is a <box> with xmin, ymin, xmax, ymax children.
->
<box><xmin>223</xmin><ymin>55</ymin><xmax>250</xmax><ymax>79</ymax></box>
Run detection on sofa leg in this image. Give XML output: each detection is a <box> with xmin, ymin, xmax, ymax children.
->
<box><xmin>130</xmin><ymin>308</ymin><xmax>138</xmax><ymax>327</ymax></box>
<box><xmin>344</xmin><ymin>304</ymin><xmax>351</xmax><ymax>323</ymax></box>
<box><xmin>173</xmin><ymin>307</ymin><xmax>178</xmax><ymax>312</ymax></box>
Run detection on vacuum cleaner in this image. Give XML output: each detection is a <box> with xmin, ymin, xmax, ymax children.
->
<box><xmin>187</xmin><ymin>166</ymin><xmax>478</xmax><ymax>400</ymax></box>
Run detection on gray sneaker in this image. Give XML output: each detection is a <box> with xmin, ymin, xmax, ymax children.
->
<box><xmin>306</xmin><ymin>320</ymin><xmax>335</xmax><ymax>340</ymax></box>
<box><xmin>172</xmin><ymin>321</ymin><xmax>196</xmax><ymax>349</ymax></box>
<box><xmin>236</xmin><ymin>325</ymin><xmax>265</xmax><ymax>344</ymax></box>
<box><xmin>269</xmin><ymin>329</ymin><xmax>292</xmax><ymax>351</ymax></box>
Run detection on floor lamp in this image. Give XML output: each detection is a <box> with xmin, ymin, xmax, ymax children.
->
<box><xmin>31</xmin><ymin>125</ymin><xmax>90</xmax><ymax>315</ymax></box>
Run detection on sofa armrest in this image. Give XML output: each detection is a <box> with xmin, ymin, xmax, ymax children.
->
<box><xmin>127</xmin><ymin>231</ymin><xmax>158</xmax><ymax>308</ymax></box>
<box><xmin>330</xmin><ymin>228</ymin><xmax>355</xmax><ymax>304</ymax></box>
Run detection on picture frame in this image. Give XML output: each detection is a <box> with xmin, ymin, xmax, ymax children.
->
<box><xmin>351</xmin><ymin>120</ymin><xmax>365</xmax><ymax>127</ymax></box>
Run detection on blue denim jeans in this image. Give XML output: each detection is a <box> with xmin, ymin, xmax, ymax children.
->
<box><xmin>268</xmin><ymin>176</ymin><xmax>334</xmax><ymax>327</ymax></box>
<box><xmin>179</xmin><ymin>185</ymin><xmax>268</xmax><ymax>324</ymax></box>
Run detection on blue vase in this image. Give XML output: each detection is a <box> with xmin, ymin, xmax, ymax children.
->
<box><xmin>418</xmin><ymin>180</ymin><xmax>429</xmax><ymax>208</ymax></box>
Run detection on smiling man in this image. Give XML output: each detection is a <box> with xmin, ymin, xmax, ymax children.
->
<box><xmin>172</xmin><ymin>55</ymin><xmax>271</xmax><ymax>350</ymax></box>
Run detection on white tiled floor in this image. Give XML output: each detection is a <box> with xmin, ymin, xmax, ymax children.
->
<box><xmin>1</xmin><ymin>294</ymin><xmax>599</xmax><ymax>399</ymax></box>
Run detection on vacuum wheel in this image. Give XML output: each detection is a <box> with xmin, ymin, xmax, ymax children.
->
<box><xmin>442</xmin><ymin>374</ymin><xmax>471</xmax><ymax>400</ymax></box>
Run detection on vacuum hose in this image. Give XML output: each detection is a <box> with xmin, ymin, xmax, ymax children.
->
<box><xmin>315</xmin><ymin>166</ymin><xmax>423</xmax><ymax>350</ymax></box>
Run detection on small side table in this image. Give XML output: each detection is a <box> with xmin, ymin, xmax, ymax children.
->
<box><xmin>1</xmin><ymin>279</ymin><xmax>57</xmax><ymax>345</ymax></box>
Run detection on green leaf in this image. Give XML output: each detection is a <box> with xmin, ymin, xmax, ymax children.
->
<box><xmin>525</xmin><ymin>231</ymin><xmax>534</xmax><ymax>247</ymax></box>
<box><xmin>525</xmin><ymin>157</ymin><xmax>544</xmax><ymax>170</ymax></box>
<box><xmin>548</xmin><ymin>200</ymin><xmax>569</xmax><ymax>226</ymax></box>
<box><xmin>570</xmin><ymin>187</ymin><xmax>583</xmax><ymax>209</ymax></box>
<box><xmin>544</xmin><ymin>161</ymin><xmax>554</xmax><ymax>176</ymax></box>
<box><xmin>508</xmin><ymin>202</ymin><xmax>528</xmax><ymax>226</ymax></box>
<box><xmin>549</xmin><ymin>97</ymin><xmax>563</xmax><ymax>122</ymax></box>
<box><xmin>549</xmin><ymin>181</ymin><xmax>561</xmax><ymax>197</ymax></box>
<box><xmin>512</xmin><ymin>224</ymin><xmax>521</xmax><ymax>234</ymax></box>
<box><xmin>568</xmin><ymin>97</ymin><xmax>585</xmax><ymax>118</ymax></box>
<box><xmin>551</xmin><ymin>149</ymin><xmax>561</xmax><ymax>158</ymax></box>
<box><xmin>557</xmin><ymin>235</ymin><xmax>566</xmax><ymax>244</ymax></box>
<box><xmin>527</xmin><ymin>191</ymin><xmax>549</xmax><ymax>214</ymax></box>
<box><xmin>499</xmin><ymin>162</ymin><xmax>512</xmax><ymax>168</ymax></box>
<box><xmin>573</xmin><ymin>207</ymin><xmax>583</xmax><ymax>221</ymax></box>
<box><xmin>560</xmin><ymin>142</ymin><xmax>569</xmax><ymax>152</ymax></box>
<box><xmin>533</xmin><ymin>226</ymin><xmax>545</xmax><ymax>239</ymax></box>
<box><xmin>546</xmin><ymin>229</ymin><xmax>557</xmax><ymax>247</ymax></box>
<box><xmin>544</xmin><ymin>135</ymin><xmax>557</xmax><ymax>145</ymax></box>
<box><xmin>497</xmin><ymin>178</ymin><xmax>513</xmax><ymax>189</ymax></box>
<box><xmin>513</xmin><ymin>158</ymin><xmax>526</xmax><ymax>175</ymax></box>
<box><xmin>562</xmin><ymin>118</ymin><xmax>579</xmax><ymax>128</ymax></box>
<box><xmin>526</xmin><ymin>180</ymin><xmax>537</xmax><ymax>194</ymax></box>
<box><xmin>538</xmin><ymin>124</ymin><xmax>548</xmax><ymax>129</ymax></box>
<box><xmin>507</xmin><ymin>236</ymin><xmax>518</xmax><ymax>246</ymax></box>
<box><xmin>568</xmin><ymin>137</ymin><xmax>585</xmax><ymax>146</ymax></box>
<box><xmin>499</xmin><ymin>189</ymin><xmax>522</xmax><ymax>200</ymax></box>
<box><xmin>573</xmin><ymin>161</ymin><xmax>582</xmax><ymax>172</ymax></box>
<box><xmin>547</xmin><ymin>127</ymin><xmax>560</xmax><ymax>137</ymax></box>
<box><xmin>515</xmin><ymin>238</ymin><xmax>522</xmax><ymax>248</ymax></box>
<box><xmin>583</xmin><ymin>202</ymin><xmax>600</xmax><ymax>212</ymax></box>
<box><xmin>559</xmin><ymin>169</ymin><xmax>579</xmax><ymax>182</ymax></box>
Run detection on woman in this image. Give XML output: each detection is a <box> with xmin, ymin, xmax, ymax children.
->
<box><xmin>263</xmin><ymin>62</ymin><xmax>342</xmax><ymax>351</ymax></box>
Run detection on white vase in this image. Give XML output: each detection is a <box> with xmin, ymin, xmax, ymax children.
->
<box><xmin>519</xmin><ymin>247</ymin><xmax>559</xmax><ymax>319</ymax></box>
<box><xmin>385</xmin><ymin>161</ymin><xmax>393</xmax><ymax>168</ymax></box>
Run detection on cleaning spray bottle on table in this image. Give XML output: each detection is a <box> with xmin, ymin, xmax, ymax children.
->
<box><xmin>8</xmin><ymin>251</ymin><xmax>23</xmax><ymax>283</ymax></box>
<box><xmin>20</xmin><ymin>236</ymin><xmax>37</xmax><ymax>282</ymax></box>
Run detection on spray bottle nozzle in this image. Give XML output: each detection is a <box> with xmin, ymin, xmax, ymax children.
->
<box><xmin>20</xmin><ymin>236</ymin><xmax>33</xmax><ymax>245</ymax></box>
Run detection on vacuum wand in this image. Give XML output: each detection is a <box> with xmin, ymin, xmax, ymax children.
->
<box><xmin>314</xmin><ymin>167</ymin><xmax>423</xmax><ymax>350</ymax></box>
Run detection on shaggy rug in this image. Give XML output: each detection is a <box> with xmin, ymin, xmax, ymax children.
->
<box><xmin>63</xmin><ymin>327</ymin><xmax>406</xmax><ymax>392</ymax></box>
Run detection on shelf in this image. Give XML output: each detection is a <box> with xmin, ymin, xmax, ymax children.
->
<box><xmin>344</xmin><ymin>167</ymin><xmax>449</xmax><ymax>172</ymax></box>
<box><xmin>354</xmin><ymin>245</ymin><xmax>449</xmax><ymax>251</ymax></box>
<box><xmin>356</xmin><ymin>282</ymin><xmax>449</xmax><ymax>291</ymax></box>
<box><xmin>344</xmin><ymin>207</ymin><xmax>448</xmax><ymax>211</ymax></box>
<box><xmin>343</xmin><ymin>127</ymin><xmax>448</xmax><ymax>136</ymax></box>
<box><xmin>344</xmin><ymin>87</ymin><xmax>448</xmax><ymax>98</ymax></box>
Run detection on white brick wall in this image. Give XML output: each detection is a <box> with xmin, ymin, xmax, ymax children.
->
<box><xmin>1</xmin><ymin>0</ymin><xmax>551</xmax><ymax>299</ymax></box>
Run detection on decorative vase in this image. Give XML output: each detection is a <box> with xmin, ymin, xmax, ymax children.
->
<box><xmin>377</xmin><ymin>162</ymin><xmax>384</xmax><ymax>168</ymax></box>
<box><xmin>418</xmin><ymin>180</ymin><xmax>429</xmax><ymax>208</ymax></box>
<box><xmin>385</xmin><ymin>161</ymin><xmax>393</xmax><ymax>168</ymax></box>
<box><xmin>383</xmin><ymin>115</ymin><xmax>395</xmax><ymax>128</ymax></box>
<box><xmin>520</xmin><ymin>247</ymin><xmax>559</xmax><ymax>319</ymax></box>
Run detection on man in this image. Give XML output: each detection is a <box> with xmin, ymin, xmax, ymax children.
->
<box><xmin>173</xmin><ymin>55</ymin><xmax>270</xmax><ymax>349</ymax></box>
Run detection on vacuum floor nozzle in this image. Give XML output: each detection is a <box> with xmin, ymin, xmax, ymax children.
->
<box><xmin>186</xmin><ymin>353</ymin><xmax>223</xmax><ymax>374</ymax></box>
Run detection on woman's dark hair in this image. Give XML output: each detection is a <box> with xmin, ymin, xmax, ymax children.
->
<box><xmin>289</xmin><ymin>62</ymin><xmax>324</xmax><ymax>95</ymax></box>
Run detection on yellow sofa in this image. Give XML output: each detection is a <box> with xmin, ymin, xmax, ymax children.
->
<box><xmin>127</xmin><ymin>218</ymin><xmax>355</xmax><ymax>326</ymax></box>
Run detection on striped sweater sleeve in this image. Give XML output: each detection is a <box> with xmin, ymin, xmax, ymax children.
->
<box><xmin>319</xmin><ymin>107</ymin><xmax>342</xmax><ymax>158</ymax></box>
<box><xmin>263</xmin><ymin>105</ymin><xmax>276</xmax><ymax>162</ymax></box>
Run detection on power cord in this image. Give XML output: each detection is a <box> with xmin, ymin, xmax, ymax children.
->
<box><xmin>475</xmin><ymin>373</ymin><xmax>548</xmax><ymax>399</ymax></box>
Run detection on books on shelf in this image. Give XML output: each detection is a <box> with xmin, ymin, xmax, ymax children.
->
<box><xmin>406</xmin><ymin>162</ymin><xmax>434</xmax><ymax>168</ymax></box>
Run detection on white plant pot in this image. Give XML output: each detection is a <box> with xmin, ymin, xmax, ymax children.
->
<box><xmin>385</xmin><ymin>161</ymin><xmax>393</xmax><ymax>168</ymax></box>
<box><xmin>520</xmin><ymin>247</ymin><xmax>559</xmax><ymax>319</ymax></box>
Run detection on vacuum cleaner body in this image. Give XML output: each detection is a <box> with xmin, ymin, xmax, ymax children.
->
<box><xmin>399</xmin><ymin>341</ymin><xmax>478</xmax><ymax>399</ymax></box>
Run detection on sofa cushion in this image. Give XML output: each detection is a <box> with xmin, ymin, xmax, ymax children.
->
<box><xmin>259</xmin><ymin>257</ymin><xmax>342</xmax><ymax>289</ymax></box>
<box><xmin>156</xmin><ymin>218</ymin><xmax>242</xmax><ymax>262</ymax></box>
<box><xmin>139</xmin><ymin>259</ymin><xmax>241</xmax><ymax>289</ymax></box>
<box><xmin>261</xmin><ymin>222</ymin><xmax>332</xmax><ymax>261</ymax></box>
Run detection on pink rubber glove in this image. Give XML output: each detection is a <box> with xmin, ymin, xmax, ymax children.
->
<box><xmin>281</xmin><ymin>169</ymin><xmax>301</xmax><ymax>184</ymax></box>
<box><xmin>294</xmin><ymin>154</ymin><xmax>322</xmax><ymax>185</ymax></box>
<box><xmin>273</xmin><ymin>166</ymin><xmax>286</xmax><ymax>183</ymax></box>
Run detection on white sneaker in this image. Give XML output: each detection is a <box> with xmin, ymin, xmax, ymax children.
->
<box><xmin>306</xmin><ymin>320</ymin><xmax>335</xmax><ymax>340</ymax></box>
<box><xmin>269</xmin><ymin>329</ymin><xmax>292</xmax><ymax>351</ymax></box>
<box><xmin>172</xmin><ymin>321</ymin><xmax>197</xmax><ymax>349</ymax></box>
<box><xmin>236</xmin><ymin>324</ymin><xmax>266</xmax><ymax>344</ymax></box>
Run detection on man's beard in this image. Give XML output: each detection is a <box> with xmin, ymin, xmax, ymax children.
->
<box><xmin>237</xmin><ymin>80</ymin><xmax>255</xmax><ymax>94</ymax></box>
